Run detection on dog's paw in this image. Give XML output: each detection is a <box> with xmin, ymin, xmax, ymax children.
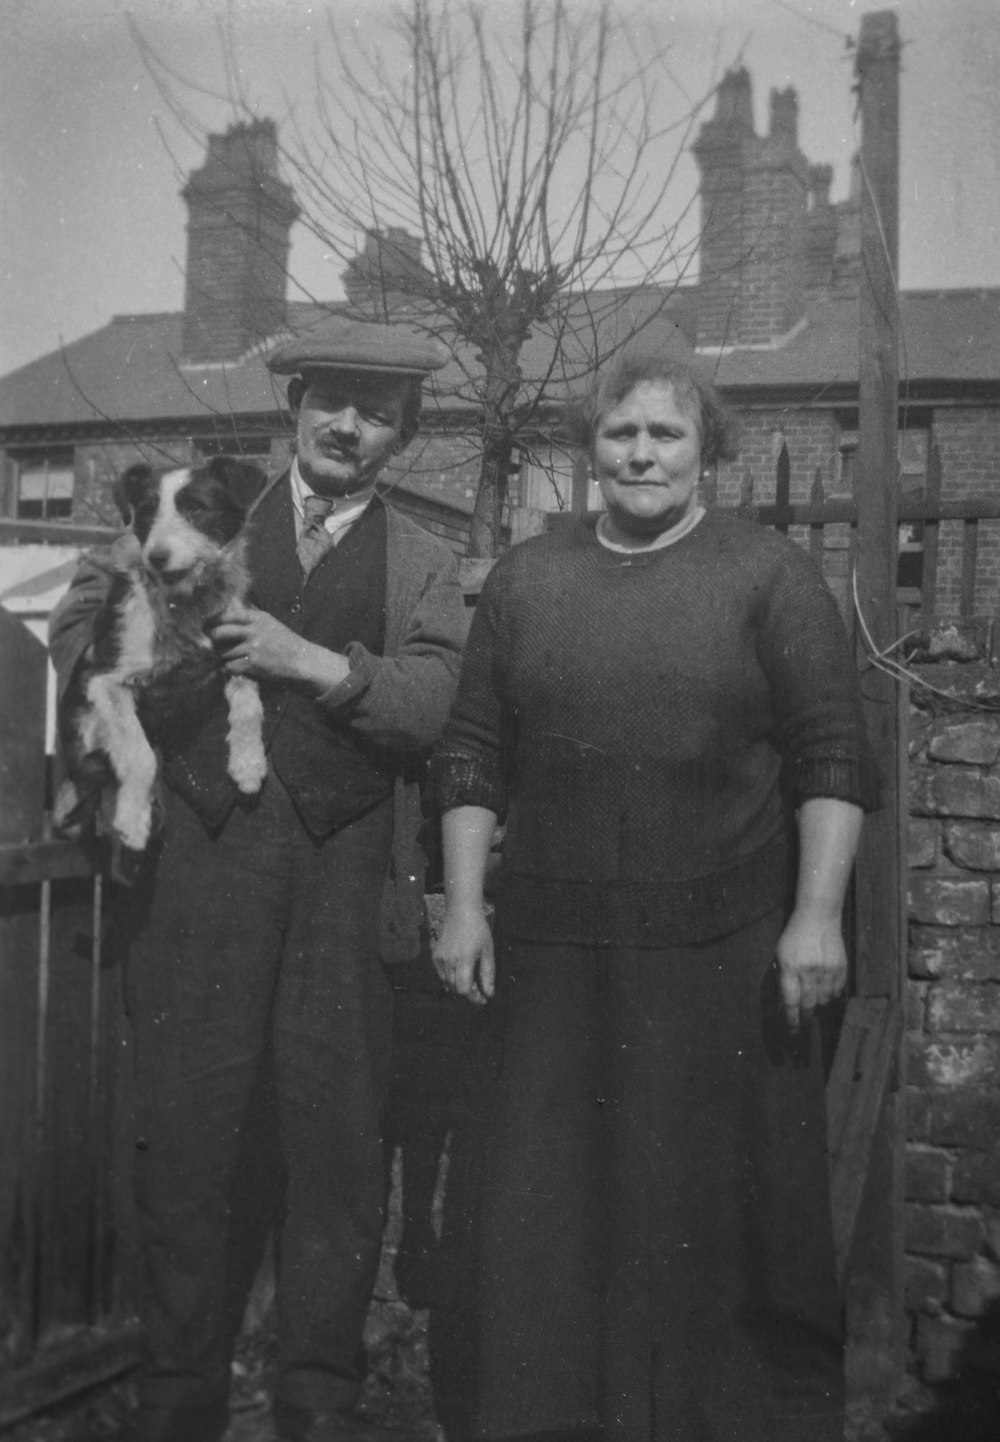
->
<box><xmin>228</xmin><ymin>744</ymin><xmax>267</xmax><ymax>795</ymax></box>
<box><xmin>112</xmin><ymin>792</ymin><xmax>153</xmax><ymax>853</ymax></box>
<box><xmin>52</xmin><ymin>779</ymin><xmax>85</xmax><ymax>836</ymax></box>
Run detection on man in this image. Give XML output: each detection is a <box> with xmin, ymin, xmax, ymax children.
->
<box><xmin>49</xmin><ymin>320</ymin><xmax>466</xmax><ymax>1442</ymax></box>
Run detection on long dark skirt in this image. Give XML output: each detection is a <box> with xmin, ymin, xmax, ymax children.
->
<box><xmin>430</xmin><ymin>909</ymin><xmax>844</xmax><ymax>1442</ymax></box>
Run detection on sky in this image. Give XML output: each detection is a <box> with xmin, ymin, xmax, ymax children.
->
<box><xmin>1</xmin><ymin>0</ymin><xmax>998</xmax><ymax>377</ymax></box>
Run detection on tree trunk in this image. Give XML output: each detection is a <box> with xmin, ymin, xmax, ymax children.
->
<box><xmin>468</xmin><ymin>428</ymin><xmax>513</xmax><ymax>558</ymax></box>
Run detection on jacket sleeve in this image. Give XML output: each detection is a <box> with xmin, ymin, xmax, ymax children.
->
<box><xmin>313</xmin><ymin>541</ymin><xmax>467</xmax><ymax>754</ymax></box>
<box><xmin>47</xmin><ymin>535</ymin><xmax>137</xmax><ymax>704</ymax></box>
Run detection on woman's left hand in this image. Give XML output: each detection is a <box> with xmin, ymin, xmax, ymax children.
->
<box><xmin>775</xmin><ymin>909</ymin><xmax>848</xmax><ymax>1032</ymax></box>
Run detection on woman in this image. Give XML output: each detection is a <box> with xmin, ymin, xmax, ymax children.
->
<box><xmin>429</xmin><ymin>355</ymin><xmax>875</xmax><ymax>1442</ymax></box>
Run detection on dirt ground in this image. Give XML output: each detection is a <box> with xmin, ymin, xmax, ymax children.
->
<box><xmin>5</xmin><ymin>1166</ymin><xmax>440</xmax><ymax>1442</ymax></box>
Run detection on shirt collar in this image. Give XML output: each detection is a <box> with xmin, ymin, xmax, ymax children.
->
<box><xmin>289</xmin><ymin>457</ymin><xmax>376</xmax><ymax>536</ymax></box>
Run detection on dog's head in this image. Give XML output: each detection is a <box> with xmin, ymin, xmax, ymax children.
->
<box><xmin>113</xmin><ymin>457</ymin><xmax>267</xmax><ymax>585</ymax></box>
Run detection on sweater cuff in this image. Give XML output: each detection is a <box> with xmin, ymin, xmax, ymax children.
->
<box><xmin>793</xmin><ymin>755</ymin><xmax>880</xmax><ymax>812</ymax></box>
<box><xmin>429</xmin><ymin>748</ymin><xmax>506</xmax><ymax>816</ymax></box>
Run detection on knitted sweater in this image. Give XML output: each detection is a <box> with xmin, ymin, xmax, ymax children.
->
<box><xmin>431</xmin><ymin>510</ymin><xmax>876</xmax><ymax>947</ymax></box>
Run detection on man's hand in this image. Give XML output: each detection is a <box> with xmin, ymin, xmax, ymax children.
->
<box><xmin>210</xmin><ymin>602</ymin><xmax>350</xmax><ymax>691</ymax></box>
<box><xmin>432</xmin><ymin>904</ymin><xmax>495</xmax><ymax>1006</ymax></box>
<box><xmin>775</xmin><ymin>909</ymin><xmax>848</xmax><ymax>1033</ymax></box>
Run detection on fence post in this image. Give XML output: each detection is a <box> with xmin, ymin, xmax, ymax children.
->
<box><xmin>0</xmin><ymin>610</ymin><xmax>49</xmax><ymax>1360</ymax></box>
<box><xmin>846</xmin><ymin>8</ymin><xmax>906</xmax><ymax>1422</ymax></box>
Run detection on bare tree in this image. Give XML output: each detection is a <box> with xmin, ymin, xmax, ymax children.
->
<box><xmin>136</xmin><ymin>1</ymin><xmax>716</xmax><ymax>556</ymax></box>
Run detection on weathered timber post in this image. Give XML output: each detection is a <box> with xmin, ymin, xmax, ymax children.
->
<box><xmin>846</xmin><ymin>8</ymin><xmax>906</xmax><ymax>1422</ymax></box>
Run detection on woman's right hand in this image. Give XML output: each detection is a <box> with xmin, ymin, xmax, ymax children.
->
<box><xmin>432</xmin><ymin>904</ymin><xmax>495</xmax><ymax>1006</ymax></box>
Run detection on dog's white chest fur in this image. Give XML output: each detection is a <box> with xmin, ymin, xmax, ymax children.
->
<box><xmin>113</xmin><ymin>574</ymin><xmax>159</xmax><ymax>678</ymax></box>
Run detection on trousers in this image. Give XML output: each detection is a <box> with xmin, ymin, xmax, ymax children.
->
<box><xmin>121</xmin><ymin>775</ymin><xmax>395</xmax><ymax>1414</ymax></box>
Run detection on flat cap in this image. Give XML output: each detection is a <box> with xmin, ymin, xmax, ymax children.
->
<box><xmin>266</xmin><ymin>317</ymin><xmax>449</xmax><ymax>378</ymax></box>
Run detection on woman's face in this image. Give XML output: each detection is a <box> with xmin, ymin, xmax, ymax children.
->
<box><xmin>592</xmin><ymin>380</ymin><xmax>703</xmax><ymax>541</ymax></box>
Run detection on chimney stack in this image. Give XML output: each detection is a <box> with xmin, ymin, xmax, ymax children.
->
<box><xmin>181</xmin><ymin>120</ymin><xmax>300</xmax><ymax>364</ymax></box>
<box><xmin>693</xmin><ymin>71</ymin><xmax>810</xmax><ymax>348</ymax></box>
<box><xmin>342</xmin><ymin>227</ymin><xmax>430</xmax><ymax>313</ymax></box>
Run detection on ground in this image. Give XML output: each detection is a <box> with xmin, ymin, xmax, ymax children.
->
<box><xmin>5</xmin><ymin>1158</ymin><xmax>439</xmax><ymax>1442</ymax></box>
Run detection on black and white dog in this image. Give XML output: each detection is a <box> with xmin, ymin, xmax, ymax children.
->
<box><xmin>56</xmin><ymin>456</ymin><xmax>269</xmax><ymax>856</ymax></box>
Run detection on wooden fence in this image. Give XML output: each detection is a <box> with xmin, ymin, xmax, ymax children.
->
<box><xmin>740</xmin><ymin>439</ymin><xmax>1000</xmax><ymax>619</ymax></box>
<box><xmin>0</xmin><ymin>607</ymin><xmax>137</xmax><ymax>1431</ymax></box>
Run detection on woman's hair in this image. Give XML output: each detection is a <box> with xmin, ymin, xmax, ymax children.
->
<box><xmin>563</xmin><ymin>353</ymin><xmax>739</xmax><ymax>468</ymax></box>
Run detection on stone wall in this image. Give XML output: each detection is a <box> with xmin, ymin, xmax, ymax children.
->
<box><xmin>902</xmin><ymin>617</ymin><xmax>1000</xmax><ymax>1403</ymax></box>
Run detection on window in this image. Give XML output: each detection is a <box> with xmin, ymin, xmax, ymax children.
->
<box><xmin>523</xmin><ymin>443</ymin><xmax>603</xmax><ymax>513</ymax></box>
<box><xmin>15</xmin><ymin>453</ymin><xmax>75</xmax><ymax>520</ymax></box>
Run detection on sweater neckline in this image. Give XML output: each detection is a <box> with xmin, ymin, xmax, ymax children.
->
<box><xmin>584</xmin><ymin>507</ymin><xmax>708</xmax><ymax>564</ymax></box>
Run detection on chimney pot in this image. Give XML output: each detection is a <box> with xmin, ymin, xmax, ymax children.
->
<box><xmin>714</xmin><ymin>67</ymin><xmax>754</xmax><ymax>132</ymax></box>
<box><xmin>769</xmin><ymin>87</ymin><xmax>799</xmax><ymax>144</ymax></box>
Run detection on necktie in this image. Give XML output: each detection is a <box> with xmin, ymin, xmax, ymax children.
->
<box><xmin>297</xmin><ymin>494</ymin><xmax>336</xmax><ymax>578</ymax></box>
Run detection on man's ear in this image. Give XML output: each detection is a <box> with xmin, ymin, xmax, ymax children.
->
<box><xmin>286</xmin><ymin>376</ymin><xmax>305</xmax><ymax>414</ymax></box>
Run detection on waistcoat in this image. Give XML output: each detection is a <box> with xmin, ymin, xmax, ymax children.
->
<box><xmin>156</xmin><ymin>478</ymin><xmax>392</xmax><ymax>835</ymax></box>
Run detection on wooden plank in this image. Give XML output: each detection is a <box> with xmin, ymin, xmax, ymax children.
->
<box><xmin>0</xmin><ymin>894</ymin><xmax>42</xmax><ymax>1364</ymax></box>
<box><xmin>35</xmin><ymin>879</ymin><xmax>107</xmax><ymax>1333</ymax></box>
<box><xmin>0</xmin><ymin>1322</ymin><xmax>139</xmax><ymax>1431</ymax></box>
<box><xmin>808</xmin><ymin>468</ymin><xmax>825</xmax><ymax>569</ymax></box>
<box><xmin>0</xmin><ymin>519</ymin><xmax>118</xmax><ymax>547</ymax></box>
<box><xmin>0</xmin><ymin>841</ymin><xmax>98</xmax><ymax>887</ymax></box>
<box><xmin>549</xmin><ymin>494</ymin><xmax>1000</xmax><ymax>529</ymax></box>
<box><xmin>458</xmin><ymin>557</ymin><xmax>496</xmax><ymax>598</ymax></box>
<box><xmin>827</xmin><ymin>996</ymin><xmax>903</xmax><ymax>1281</ymax></box>
<box><xmin>961</xmin><ymin>518</ymin><xmax>979</xmax><ymax>617</ymax></box>
<box><xmin>762</xmin><ymin>496</ymin><xmax>1000</xmax><ymax>526</ymax></box>
<box><xmin>921</xmin><ymin>441</ymin><xmax>942</xmax><ymax>612</ymax></box>
<box><xmin>825</xmin><ymin>999</ymin><xmax>875</xmax><ymax>1163</ymax></box>
<box><xmin>0</xmin><ymin>610</ymin><xmax>47</xmax><ymax>846</ymax></box>
<box><xmin>509</xmin><ymin>506</ymin><xmax>548</xmax><ymax>546</ymax></box>
<box><xmin>774</xmin><ymin>441</ymin><xmax>790</xmax><ymax>535</ymax></box>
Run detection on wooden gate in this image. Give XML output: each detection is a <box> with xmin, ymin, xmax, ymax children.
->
<box><xmin>0</xmin><ymin>606</ymin><xmax>137</xmax><ymax>1430</ymax></box>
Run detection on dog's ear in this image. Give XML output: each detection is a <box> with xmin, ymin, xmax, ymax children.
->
<box><xmin>205</xmin><ymin>456</ymin><xmax>269</xmax><ymax>514</ymax></box>
<box><xmin>113</xmin><ymin>464</ymin><xmax>154</xmax><ymax>523</ymax></box>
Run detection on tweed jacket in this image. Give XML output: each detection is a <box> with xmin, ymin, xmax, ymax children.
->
<box><xmin>48</xmin><ymin>476</ymin><xmax>467</xmax><ymax>963</ymax></box>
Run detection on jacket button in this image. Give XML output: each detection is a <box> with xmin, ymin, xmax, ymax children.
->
<box><xmin>289</xmin><ymin>601</ymin><xmax>301</xmax><ymax>615</ymax></box>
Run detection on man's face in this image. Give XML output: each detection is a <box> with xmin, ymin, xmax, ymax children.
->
<box><xmin>293</xmin><ymin>372</ymin><xmax>412</xmax><ymax>498</ymax></box>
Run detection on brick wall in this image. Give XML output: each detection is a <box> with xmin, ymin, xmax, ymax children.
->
<box><xmin>903</xmin><ymin>624</ymin><xmax>1000</xmax><ymax>1400</ymax></box>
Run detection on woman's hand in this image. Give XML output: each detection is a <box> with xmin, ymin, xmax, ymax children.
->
<box><xmin>779</xmin><ymin>796</ymin><xmax>863</xmax><ymax>1031</ymax></box>
<box><xmin>210</xmin><ymin>602</ymin><xmax>350</xmax><ymax>690</ymax></box>
<box><xmin>775</xmin><ymin>908</ymin><xmax>848</xmax><ymax>1032</ymax></box>
<box><xmin>432</xmin><ymin>904</ymin><xmax>495</xmax><ymax>1006</ymax></box>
